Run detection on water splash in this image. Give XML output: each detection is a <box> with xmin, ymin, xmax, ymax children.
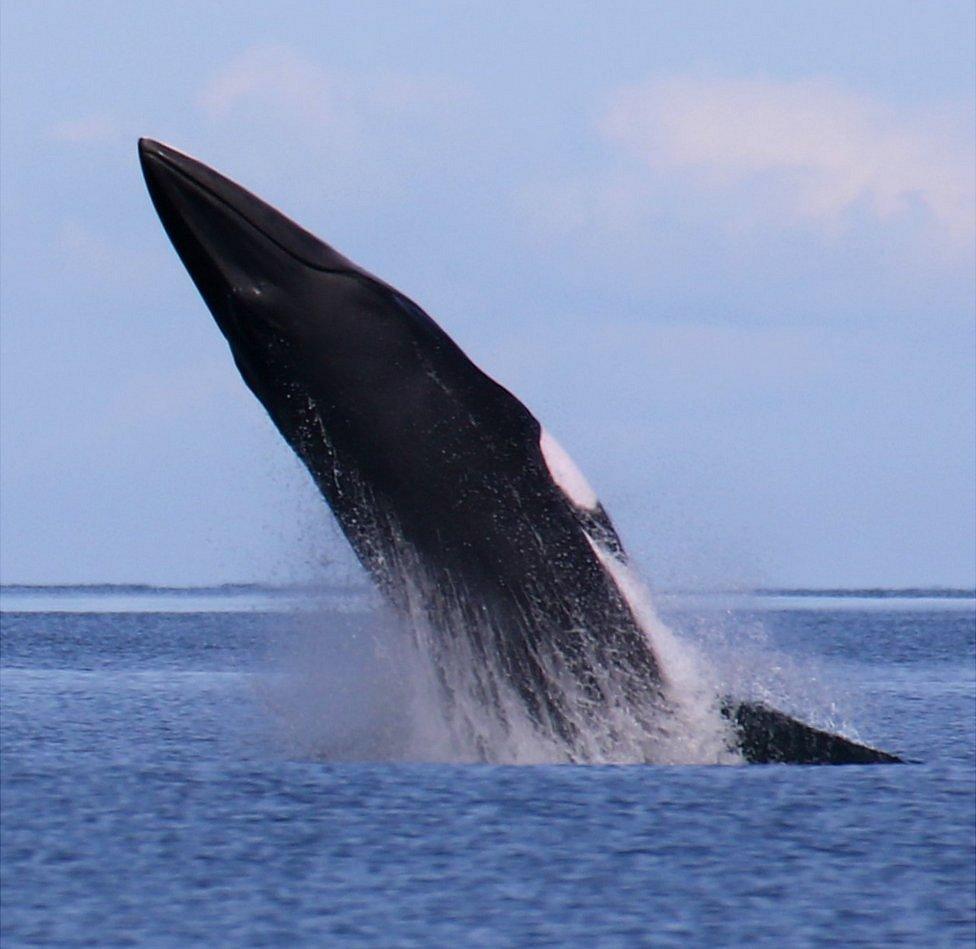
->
<box><xmin>260</xmin><ymin>542</ymin><xmax>747</xmax><ymax>765</ymax></box>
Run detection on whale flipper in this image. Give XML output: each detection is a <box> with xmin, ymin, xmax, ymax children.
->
<box><xmin>721</xmin><ymin>700</ymin><xmax>902</xmax><ymax>764</ymax></box>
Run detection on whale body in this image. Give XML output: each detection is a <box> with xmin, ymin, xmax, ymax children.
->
<box><xmin>139</xmin><ymin>138</ymin><xmax>900</xmax><ymax>765</ymax></box>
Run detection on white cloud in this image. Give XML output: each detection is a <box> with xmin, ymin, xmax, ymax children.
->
<box><xmin>198</xmin><ymin>45</ymin><xmax>339</xmax><ymax>124</ymax></box>
<box><xmin>197</xmin><ymin>45</ymin><xmax>467</xmax><ymax>130</ymax></box>
<box><xmin>48</xmin><ymin>114</ymin><xmax>117</xmax><ymax>144</ymax></box>
<box><xmin>193</xmin><ymin>45</ymin><xmax>472</xmax><ymax>198</ymax></box>
<box><xmin>600</xmin><ymin>75</ymin><xmax>974</xmax><ymax>242</ymax></box>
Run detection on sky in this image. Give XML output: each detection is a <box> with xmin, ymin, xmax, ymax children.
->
<box><xmin>1</xmin><ymin>1</ymin><xmax>973</xmax><ymax>588</ymax></box>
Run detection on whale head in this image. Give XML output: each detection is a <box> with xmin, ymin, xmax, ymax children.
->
<box><xmin>138</xmin><ymin>138</ymin><xmax>535</xmax><ymax>499</ymax></box>
<box><xmin>140</xmin><ymin>140</ymin><xmax>402</xmax><ymax>405</ymax></box>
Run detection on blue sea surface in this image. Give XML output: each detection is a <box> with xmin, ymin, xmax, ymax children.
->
<box><xmin>1</xmin><ymin>589</ymin><xmax>973</xmax><ymax>946</ymax></box>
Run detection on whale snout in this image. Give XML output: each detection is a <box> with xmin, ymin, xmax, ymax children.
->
<box><xmin>138</xmin><ymin>139</ymin><xmax>339</xmax><ymax>272</ymax></box>
<box><xmin>139</xmin><ymin>139</ymin><xmax>305</xmax><ymax>308</ymax></box>
<box><xmin>138</xmin><ymin>138</ymin><xmax>381</xmax><ymax>345</ymax></box>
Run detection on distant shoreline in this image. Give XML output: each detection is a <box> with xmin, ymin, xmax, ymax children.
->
<box><xmin>1</xmin><ymin>583</ymin><xmax>973</xmax><ymax>599</ymax></box>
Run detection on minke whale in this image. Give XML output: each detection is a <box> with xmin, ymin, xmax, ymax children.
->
<box><xmin>139</xmin><ymin>138</ymin><xmax>900</xmax><ymax>765</ymax></box>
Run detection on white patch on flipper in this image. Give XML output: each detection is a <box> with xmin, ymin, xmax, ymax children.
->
<box><xmin>539</xmin><ymin>428</ymin><xmax>599</xmax><ymax>510</ymax></box>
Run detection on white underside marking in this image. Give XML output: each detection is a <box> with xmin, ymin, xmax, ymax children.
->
<box><xmin>539</xmin><ymin>428</ymin><xmax>599</xmax><ymax>510</ymax></box>
<box><xmin>583</xmin><ymin>530</ymin><xmax>695</xmax><ymax>687</ymax></box>
<box><xmin>584</xmin><ymin>530</ymin><xmax>738</xmax><ymax>763</ymax></box>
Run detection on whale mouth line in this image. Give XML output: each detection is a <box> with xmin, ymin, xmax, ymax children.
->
<box><xmin>138</xmin><ymin>138</ymin><xmax>361</xmax><ymax>279</ymax></box>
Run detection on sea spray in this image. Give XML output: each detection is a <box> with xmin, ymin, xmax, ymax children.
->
<box><xmin>262</xmin><ymin>544</ymin><xmax>745</xmax><ymax>764</ymax></box>
<box><xmin>586</xmin><ymin>538</ymin><xmax>740</xmax><ymax>764</ymax></box>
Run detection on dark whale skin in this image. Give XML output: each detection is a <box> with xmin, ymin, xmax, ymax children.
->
<box><xmin>138</xmin><ymin>138</ymin><xmax>901</xmax><ymax>765</ymax></box>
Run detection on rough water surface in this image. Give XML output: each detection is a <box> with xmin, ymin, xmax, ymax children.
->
<box><xmin>1</xmin><ymin>589</ymin><xmax>973</xmax><ymax>945</ymax></box>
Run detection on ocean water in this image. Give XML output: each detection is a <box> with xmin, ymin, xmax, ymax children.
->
<box><xmin>1</xmin><ymin>587</ymin><xmax>973</xmax><ymax>946</ymax></box>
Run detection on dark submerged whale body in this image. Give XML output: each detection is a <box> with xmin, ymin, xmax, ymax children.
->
<box><xmin>139</xmin><ymin>138</ymin><xmax>899</xmax><ymax>765</ymax></box>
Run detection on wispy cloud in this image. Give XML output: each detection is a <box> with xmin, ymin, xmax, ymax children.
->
<box><xmin>47</xmin><ymin>114</ymin><xmax>118</xmax><ymax>144</ymax></box>
<box><xmin>198</xmin><ymin>46</ymin><xmax>340</xmax><ymax>124</ymax></box>
<box><xmin>194</xmin><ymin>45</ymin><xmax>473</xmax><ymax>198</ymax></box>
<box><xmin>198</xmin><ymin>45</ymin><xmax>467</xmax><ymax>130</ymax></box>
<box><xmin>600</xmin><ymin>75</ymin><xmax>974</xmax><ymax>242</ymax></box>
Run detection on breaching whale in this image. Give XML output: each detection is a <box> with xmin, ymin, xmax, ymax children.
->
<box><xmin>139</xmin><ymin>138</ymin><xmax>900</xmax><ymax>765</ymax></box>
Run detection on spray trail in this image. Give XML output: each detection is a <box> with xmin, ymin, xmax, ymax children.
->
<box><xmin>274</xmin><ymin>531</ymin><xmax>743</xmax><ymax>766</ymax></box>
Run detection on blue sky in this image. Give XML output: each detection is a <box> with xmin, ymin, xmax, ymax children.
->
<box><xmin>1</xmin><ymin>1</ymin><xmax>973</xmax><ymax>587</ymax></box>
